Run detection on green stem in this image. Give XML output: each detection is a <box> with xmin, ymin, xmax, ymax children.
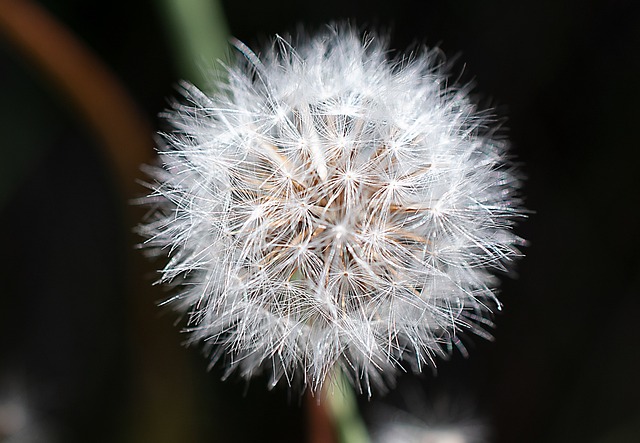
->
<box><xmin>158</xmin><ymin>0</ymin><xmax>230</xmax><ymax>89</ymax></box>
<box><xmin>326</xmin><ymin>370</ymin><xmax>372</xmax><ymax>443</ymax></box>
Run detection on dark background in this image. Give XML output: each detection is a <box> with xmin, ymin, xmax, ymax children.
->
<box><xmin>1</xmin><ymin>0</ymin><xmax>639</xmax><ymax>442</ymax></box>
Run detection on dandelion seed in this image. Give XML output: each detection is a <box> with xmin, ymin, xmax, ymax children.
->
<box><xmin>139</xmin><ymin>25</ymin><xmax>525</xmax><ymax>394</ymax></box>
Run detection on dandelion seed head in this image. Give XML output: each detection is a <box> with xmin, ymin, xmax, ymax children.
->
<box><xmin>140</xmin><ymin>25</ymin><xmax>525</xmax><ymax>394</ymax></box>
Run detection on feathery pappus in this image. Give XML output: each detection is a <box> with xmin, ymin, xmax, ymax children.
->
<box><xmin>139</xmin><ymin>25</ymin><xmax>525</xmax><ymax>395</ymax></box>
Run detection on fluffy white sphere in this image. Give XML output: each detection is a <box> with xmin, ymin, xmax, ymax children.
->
<box><xmin>140</xmin><ymin>26</ymin><xmax>524</xmax><ymax>394</ymax></box>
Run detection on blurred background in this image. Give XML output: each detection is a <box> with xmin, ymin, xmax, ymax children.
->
<box><xmin>0</xmin><ymin>0</ymin><xmax>639</xmax><ymax>442</ymax></box>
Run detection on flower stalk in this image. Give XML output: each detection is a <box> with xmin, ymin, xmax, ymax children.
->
<box><xmin>158</xmin><ymin>0</ymin><xmax>229</xmax><ymax>88</ymax></box>
<box><xmin>326</xmin><ymin>371</ymin><xmax>371</xmax><ymax>443</ymax></box>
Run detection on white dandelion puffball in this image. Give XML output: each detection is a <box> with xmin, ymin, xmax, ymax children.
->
<box><xmin>140</xmin><ymin>26</ymin><xmax>524</xmax><ymax>394</ymax></box>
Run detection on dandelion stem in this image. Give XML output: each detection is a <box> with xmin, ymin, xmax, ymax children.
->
<box><xmin>326</xmin><ymin>371</ymin><xmax>371</xmax><ymax>443</ymax></box>
<box><xmin>158</xmin><ymin>0</ymin><xmax>229</xmax><ymax>89</ymax></box>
